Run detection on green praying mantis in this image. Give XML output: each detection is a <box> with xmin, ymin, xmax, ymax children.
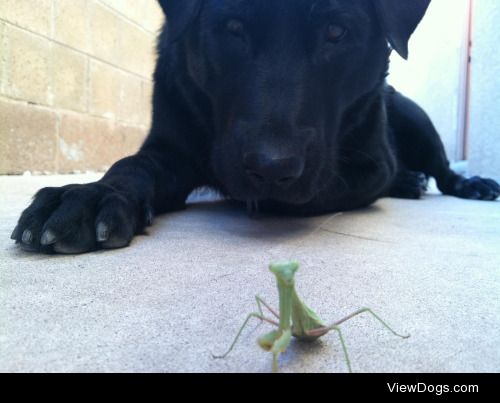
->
<box><xmin>213</xmin><ymin>261</ymin><xmax>409</xmax><ymax>372</ymax></box>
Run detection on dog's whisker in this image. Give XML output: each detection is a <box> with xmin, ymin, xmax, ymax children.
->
<box><xmin>339</xmin><ymin>147</ymin><xmax>381</xmax><ymax>168</ymax></box>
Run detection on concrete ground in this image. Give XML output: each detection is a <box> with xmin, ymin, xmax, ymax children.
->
<box><xmin>1</xmin><ymin>173</ymin><xmax>499</xmax><ymax>373</ymax></box>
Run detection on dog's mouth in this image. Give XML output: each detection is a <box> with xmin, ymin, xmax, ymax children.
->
<box><xmin>246</xmin><ymin>200</ymin><xmax>260</xmax><ymax>217</ymax></box>
<box><xmin>227</xmin><ymin>181</ymin><xmax>318</xmax><ymax>206</ymax></box>
<box><xmin>213</xmin><ymin>155</ymin><xmax>326</xmax><ymax>206</ymax></box>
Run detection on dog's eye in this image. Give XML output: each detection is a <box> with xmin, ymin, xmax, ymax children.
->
<box><xmin>226</xmin><ymin>19</ymin><xmax>245</xmax><ymax>37</ymax></box>
<box><xmin>326</xmin><ymin>24</ymin><xmax>347</xmax><ymax>43</ymax></box>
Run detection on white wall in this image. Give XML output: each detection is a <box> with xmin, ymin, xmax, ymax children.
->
<box><xmin>467</xmin><ymin>0</ymin><xmax>500</xmax><ymax>181</ymax></box>
<box><xmin>388</xmin><ymin>0</ymin><xmax>469</xmax><ymax>162</ymax></box>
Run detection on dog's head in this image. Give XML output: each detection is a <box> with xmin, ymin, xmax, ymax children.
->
<box><xmin>158</xmin><ymin>0</ymin><xmax>430</xmax><ymax>204</ymax></box>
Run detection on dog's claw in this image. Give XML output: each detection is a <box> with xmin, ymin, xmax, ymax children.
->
<box><xmin>10</xmin><ymin>226</ymin><xmax>20</xmax><ymax>240</ymax></box>
<box><xmin>96</xmin><ymin>222</ymin><xmax>109</xmax><ymax>242</ymax></box>
<box><xmin>145</xmin><ymin>208</ymin><xmax>154</xmax><ymax>226</ymax></box>
<box><xmin>21</xmin><ymin>230</ymin><xmax>33</xmax><ymax>244</ymax></box>
<box><xmin>40</xmin><ymin>230</ymin><xmax>57</xmax><ymax>246</ymax></box>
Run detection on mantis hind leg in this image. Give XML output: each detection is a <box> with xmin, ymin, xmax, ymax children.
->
<box><xmin>332</xmin><ymin>308</ymin><xmax>410</xmax><ymax>339</ymax></box>
<box><xmin>330</xmin><ymin>308</ymin><xmax>408</xmax><ymax>372</ymax></box>
<box><xmin>307</xmin><ymin>308</ymin><xmax>409</xmax><ymax>340</ymax></box>
<box><xmin>330</xmin><ymin>326</ymin><xmax>353</xmax><ymax>373</ymax></box>
<box><xmin>212</xmin><ymin>296</ymin><xmax>280</xmax><ymax>360</ymax></box>
<box><xmin>308</xmin><ymin>308</ymin><xmax>408</xmax><ymax>372</ymax></box>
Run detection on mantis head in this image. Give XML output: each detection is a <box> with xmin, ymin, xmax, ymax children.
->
<box><xmin>269</xmin><ymin>261</ymin><xmax>299</xmax><ymax>288</ymax></box>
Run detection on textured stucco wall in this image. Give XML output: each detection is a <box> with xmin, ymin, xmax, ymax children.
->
<box><xmin>467</xmin><ymin>0</ymin><xmax>500</xmax><ymax>181</ymax></box>
<box><xmin>388</xmin><ymin>0</ymin><xmax>469</xmax><ymax>163</ymax></box>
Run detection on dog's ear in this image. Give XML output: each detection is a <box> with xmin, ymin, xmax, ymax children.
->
<box><xmin>374</xmin><ymin>0</ymin><xmax>431</xmax><ymax>59</ymax></box>
<box><xmin>157</xmin><ymin>0</ymin><xmax>202</xmax><ymax>42</ymax></box>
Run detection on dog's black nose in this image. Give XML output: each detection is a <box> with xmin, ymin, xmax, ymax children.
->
<box><xmin>243</xmin><ymin>152</ymin><xmax>304</xmax><ymax>188</ymax></box>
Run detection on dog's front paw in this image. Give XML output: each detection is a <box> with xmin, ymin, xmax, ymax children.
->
<box><xmin>10</xmin><ymin>183</ymin><xmax>153</xmax><ymax>254</ymax></box>
<box><xmin>453</xmin><ymin>176</ymin><xmax>500</xmax><ymax>201</ymax></box>
<box><xmin>389</xmin><ymin>171</ymin><xmax>428</xmax><ymax>200</ymax></box>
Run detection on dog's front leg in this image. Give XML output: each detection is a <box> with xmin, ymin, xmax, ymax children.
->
<box><xmin>11</xmin><ymin>146</ymin><xmax>202</xmax><ymax>254</ymax></box>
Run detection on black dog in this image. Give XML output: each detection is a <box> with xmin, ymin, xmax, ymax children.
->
<box><xmin>11</xmin><ymin>0</ymin><xmax>499</xmax><ymax>254</ymax></box>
